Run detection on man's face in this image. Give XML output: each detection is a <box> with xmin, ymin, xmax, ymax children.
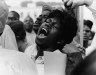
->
<box><xmin>24</xmin><ymin>17</ymin><xmax>33</xmax><ymax>30</ymax></box>
<box><xmin>83</xmin><ymin>25</ymin><xmax>91</xmax><ymax>41</ymax></box>
<box><xmin>35</xmin><ymin>17</ymin><xmax>61</xmax><ymax>49</ymax></box>
<box><xmin>33</xmin><ymin>10</ymin><xmax>51</xmax><ymax>34</ymax></box>
<box><xmin>41</xmin><ymin>10</ymin><xmax>50</xmax><ymax>22</ymax></box>
<box><xmin>6</xmin><ymin>12</ymin><xmax>17</xmax><ymax>26</ymax></box>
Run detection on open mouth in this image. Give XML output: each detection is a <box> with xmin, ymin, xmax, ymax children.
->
<box><xmin>38</xmin><ymin>27</ymin><xmax>49</xmax><ymax>38</ymax></box>
<box><xmin>35</xmin><ymin>20</ymin><xmax>42</xmax><ymax>25</ymax></box>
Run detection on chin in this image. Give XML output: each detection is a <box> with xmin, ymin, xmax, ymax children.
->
<box><xmin>35</xmin><ymin>38</ymin><xmax>48</xmax><ymax>49</ymax></box>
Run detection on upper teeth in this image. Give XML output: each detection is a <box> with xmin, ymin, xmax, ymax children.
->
<box><xmin>42</xmin><ymin>28</ymin><xmax>47</xmax><ymax>33</ymax></box>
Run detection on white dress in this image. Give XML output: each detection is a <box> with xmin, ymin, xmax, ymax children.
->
<box><xmin>0</xmin><ymin>25</ymin><xmax>18</xmax><ymax>50</ymax></box>
<box><xmin>0</xmin><ymin>46</ymin><xmax>38</xmax><ymax>75</ymax></box>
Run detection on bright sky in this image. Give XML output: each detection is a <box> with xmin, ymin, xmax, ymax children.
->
<box><xmin>4</xmin><ymin>0</ymin><xmax>62</xmax><ymax>7</ymax></box>
<box><xmin>33</xmin><ymin>0</ymin><xmax>62</xmax><ymax>2</ymax></box>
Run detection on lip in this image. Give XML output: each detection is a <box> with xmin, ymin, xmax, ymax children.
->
<box><xmin>83</xmin><ymin>36</ymin><xmax>88</xmax><ymax>39</ymax></box>
<box><xmin>37</xmin><ymin>26</ymin><xmax>49</xmax><ymax>39</ymax></box>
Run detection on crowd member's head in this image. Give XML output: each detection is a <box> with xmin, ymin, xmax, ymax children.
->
<box><xmin>71</xmin><ymin>49</ymin><xmax>96</xmax><ymax>75</ymax></box>
<box><xmin>6</xmin><ymin>11</ymin><xmax>20</xmax><ymax>27</ymax></box>
<box><xmin>10</xmin><ymin>20</ymin><xmax>27</xmax><ymax>52</ymax></box>
<box><xmin>33</xmin><ymin>4</ymin><xmax>53</xmax><ymax>34</ymax></box>
<box><xmin>83</xmin><ymin>20</ymin><xmax>93</xmax><ymax>41</ymax></box>
<box><xmin>0</xmin><ymin>0</ymin><xmax>9</xmax><ymax>35</ymax></box>
<box><xmin>23</xmin><ymin>15</ymin><xmax>34</xmax><ymax>33</ymax></box>
<box><xmin>35</xmin><ymin>9</ymin><xmax>78</xmax><ymax>51</ymax></box>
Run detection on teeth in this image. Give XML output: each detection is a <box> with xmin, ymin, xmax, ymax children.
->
<box><xmin>42</xmin><ymin>28</ymin><xmax>47</xmax><ymax>33</ymax></box>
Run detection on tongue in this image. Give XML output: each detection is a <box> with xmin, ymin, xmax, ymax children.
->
<box><xmin>39</xmin><ymin>33</ymin><xmax>46</xmax><ymax>38</ymax></box>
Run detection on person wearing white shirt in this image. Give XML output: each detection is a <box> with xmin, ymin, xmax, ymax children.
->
<box><xmin>0</xmin><ymin>0</ymin><xmax>18</xmax><ymax>51</ymax></box>
<box><xmin>0</xmin><ymin>46</ymin><xmax>38</xmax><ymax>75</ymax></box>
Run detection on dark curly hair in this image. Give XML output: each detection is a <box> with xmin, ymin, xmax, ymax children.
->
<box><xmin>47</xmin><ymin>9</ymin><xmax>78</xmax><ymax>45</ymax></box>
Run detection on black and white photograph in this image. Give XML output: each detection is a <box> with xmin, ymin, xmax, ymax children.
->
<box><xmin>0</xmin><ymin>0</ymin><xmax>96</xmax><ymax>75</ymax></box>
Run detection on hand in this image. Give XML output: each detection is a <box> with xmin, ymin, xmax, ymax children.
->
<box><xmin>62</xmin><ymin>0</ymin><xmax>93</xmax><ymax>8</ymax></box>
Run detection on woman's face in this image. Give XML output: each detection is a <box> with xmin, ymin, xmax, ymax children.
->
<box><xmin>6</xmin><ymin>12</ymin><xmax>17</xmax><ymax>26</ymax></box>
<box><xmin>35</xmin><ymin>17</ymin><xmax>61</xmax><ymax>49</ymax></box>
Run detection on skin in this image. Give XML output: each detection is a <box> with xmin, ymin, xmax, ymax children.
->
<box><xmin>83</xmin><ymin>25</ymin><xmax>92</xmax><ymax>48</ymax></box>
<box><xmin>34</xmin><ymin>10</ymin><xmax>51</xmax><ymax>34</ymax></box>
<box><xmin>83</xmin><ymin>25</ymin><xmax>92</xmax><ymax>41</ymax></box>
<box><xmin>6</xmin><ymin>12</ymin><xmax>18</xmax><ymax>26</ymax></box>
<box><xmin>35</xmin><ymin>17</ymin><xmax>61</xmax><ymax>51</ymax></box>
<box><xmin>24</xmin><ymin>16</ymin><xmax>33</xmax><ymax>33</ymax></box>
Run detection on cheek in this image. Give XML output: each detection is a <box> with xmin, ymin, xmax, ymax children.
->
<box><xmin>49</xmin><ymin>30</ymin><xmax>60</xmax><ymax>39</ymax></box>
<box><xmin>88</xmin><ymin>33</ymin><xmax>91</xmax><ymax>36</ymax></box>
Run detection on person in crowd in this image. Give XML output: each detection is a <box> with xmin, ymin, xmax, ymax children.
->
<box><xmin>71</xmin><ymin>49</ymin><xmax>96</xmax><ymax>75</ymax></box>
<box><xmin>0</xmin><ymin>0</ymin><xmax>18</xmax><ymax>50</ymax></box>
<box><xmin>62</xmin><ymin>0</ymin><xmax>96</xmax><ymax>56</ymax></box>
<box><xmin>0</xmin><ymin>0</ymin><xmax>38</xmax><ymax>75</ymax></box>
<box><xmin>24</xmin><ymin>15</ymin><xmax>34</xmax><ymax>33</ymax></box>
<box><xmin>10</xmin><ymin>20</ymin><xmax>28</xmax><ymax>52</ymax></box>
<box><xmin>83</xmin><ymin>20</ymin><xmax>93</xmax><ymax>48</ymax></box>
<box><xmin>9</xmin><ymin>20</ymin><xmax>38</xmax><ymax>62</ymax></box>
<box><xmin>33</xmin><ymin>4</ymin><xmax>53</xmax><ymax>34</ymax></box>
<box><xmin>23</xmin><ymin>15</ymin><xmax>36</xmax><ymax>46</ymax></box>
<box><xmin>63</xmin><ymin>0</ymin><xmax>96</xmax><ymax>56</ymax></box>
<box><xmin>6</xmin><ymin>11</ymin><xmax>20</xmax><ymax>27</ymax></box>
<box><xmin>63</xmin><ymin>20</ymin><xmax>93</xmax><ymax>56</ymax></box>
<box><xmin>0</xmin><ymin>47</ymin><xmax>38</xmax><ymax>75</ymax></box>
<box><xmin>35</xmin><ymin>9</ymin><xmax>83</xmax><ymax>75</ymax></box>
<box><xmin>24</xmin><ymin>4</ymin><xmax>53</xmax><ymax>61</ymax></box>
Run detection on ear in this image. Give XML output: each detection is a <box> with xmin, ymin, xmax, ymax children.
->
<box><xmin>57</xmin><ymin>40</ymin><xmax>65</xmax><ymax>47</ymax></box>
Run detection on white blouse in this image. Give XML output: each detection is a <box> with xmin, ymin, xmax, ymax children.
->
<box><xmin>0</xmin><ymin>47</ymin><xmax>38</xmax><ymax>75</ymax></box>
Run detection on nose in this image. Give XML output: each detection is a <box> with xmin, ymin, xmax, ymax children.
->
<box><xmin>83</xmin><ymin>31</ymin><xmax>86</xmax><ymax>34</ymax></box>
<box><xmin>37</xmin><ymin>16</ymin><xmax>42</xmax><ymax>21</ymax></box>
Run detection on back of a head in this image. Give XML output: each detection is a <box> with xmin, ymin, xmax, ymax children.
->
<box><xmin>71</xmin><ymin>50</ymin><xmax>96</xmax><ymax>75</ymax></box>
<box><xmin>0</xmin><ymin>0</ymin><xmax>9</xmax><ymax>33</ymax></box>
<box><xmin>11</xmin><ymin>20</ymin><xmax>26</xmax><ymax>41</ymax></box>
<box><xmin>10</xmin><ymin>11</ymin><xmax>20</xmax><ymax>20</ymax></box>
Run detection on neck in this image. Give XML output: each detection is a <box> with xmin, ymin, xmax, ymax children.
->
<box><xmin>45</xmin><ymin>47</ymin><xmax>56</xmax><ymax>52</ymax></box>
<box><xmin>83</xmin><ymin>40</ymin><xmax>88</xmax><ymax>48</ymax></box>
<box><xmin>0</xmin><ymin>32</ymin><xmax>3</xmax><ymax>36</ymax></box>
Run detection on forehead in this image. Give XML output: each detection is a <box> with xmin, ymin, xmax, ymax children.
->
<box><xmin>24</xmin><ymin>17</ymin><xmax>30</xmax><ymax>21</ymax></box>
<box><xmin>47</xmin><ymin>17</ymin><xmax>60</xmax><ymax>22</ymax></box>
<box><xmin>84</xmin><ymin>25</ymin><xmax>91</xmax><ymax>30</ymax></box>
<box><xmin>42</xmin><ymin>10</ymin><xmax>50</xmax><ymax>16</ymax></box>
<box><xmin>46</xmin><ymin>17</ymin><xmax>61</xmax><ymax>27</ymax></box>
<box><xmin>24</xmin><ymin>17</ymin><xmax>33</xmax><ymax>22</ymax></box>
